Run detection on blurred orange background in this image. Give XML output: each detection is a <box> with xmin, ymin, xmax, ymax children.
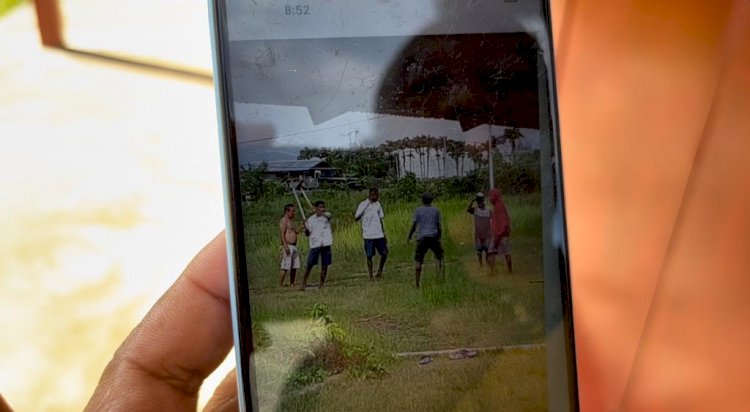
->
<box><xmin>553</xmin><ymin>0</ymin><xmax>750</xmax><ymax>410</ymax></box>
<box><xmin>0</xmin><ymin>0</ymin><xmax>748</xmax><ymax>410</ymax></box>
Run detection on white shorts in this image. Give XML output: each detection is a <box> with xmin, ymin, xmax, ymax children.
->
<box><xmin>280</xmin><ymin>245</ymin><xmax>301</xmax><ymax>271</ymax></box>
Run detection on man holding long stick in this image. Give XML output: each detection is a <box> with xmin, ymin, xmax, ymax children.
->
<box><xmin>301</xmin><ymin>200</ymin><xmax>333</xmax><ymax>290</ymax></box>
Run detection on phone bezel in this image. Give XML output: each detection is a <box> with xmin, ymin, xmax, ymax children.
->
<box><xmin>207</xmin><ymin>1</ymin><xmax>578</xmax><ymax>410</ymax></box>
<box><xmin>209</xmin><ymin>1</ymin><xmax>254</xmax><ymax>410</ymax></box>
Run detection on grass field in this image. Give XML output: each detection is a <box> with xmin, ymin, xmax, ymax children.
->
<box><xmin>243</xmin><ymin>190</ymin><xmax>547</xmax><ymax>411</ymax></box>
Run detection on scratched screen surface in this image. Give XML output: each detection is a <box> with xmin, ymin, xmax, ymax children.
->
<box><xmin>222</xmin><ymin>1</ymin><xmax>568</xmax><ymax>410</ymax></box>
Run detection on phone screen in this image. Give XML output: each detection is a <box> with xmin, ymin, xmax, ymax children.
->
<box><xmin>210</xmin><ymin>1</ymin><xmax>576</xmax><ymax>410</ymax></box>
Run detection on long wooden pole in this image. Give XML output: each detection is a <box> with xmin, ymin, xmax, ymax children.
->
<box><xmin>291</xmin><ymin>187</ymin><xmax>307</xmax><ymax>221</ymax></box>
<box><xmin>299</xmin><ymin>186</ymin><xmax>314</xmax><ymax>210</ymax></box>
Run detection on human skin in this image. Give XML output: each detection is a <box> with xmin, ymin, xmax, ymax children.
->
<box><xmin>86</xmin><ymin>2</ymin><xmax>750</xmax><ymax>410</ymax></box>
<box><xmin>553</xmin><ymin>0</ymin><xmax>750</xmax><ymax>410</ymax></box>
<box><xmin>85</xmin><ymin>233</ymin><xmax>238</xmax><ymax>411</ymax></box>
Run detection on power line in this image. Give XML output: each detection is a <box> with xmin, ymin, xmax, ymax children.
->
<box><xmin>237</xmin><ymin>115</ymin><xmax>388</xmax><ymax>145</ymax></box>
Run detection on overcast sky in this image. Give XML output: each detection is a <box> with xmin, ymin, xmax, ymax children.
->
<box><xmin>226</xmin><ymin>0</ymin><xmax>547</xmax><ymax>164</ymax></box>
<box><xmin>234</xmin><ymin>104</ymin><xmax>522</xmax><ymax>147</ymax></box>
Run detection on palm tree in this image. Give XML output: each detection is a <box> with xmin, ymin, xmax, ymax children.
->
<box><xmin>393</xmin><ymin>142</ymin><xmax>402</xmax><ymax>179</ymax></box>
<box><xmin>435</xmin><ymin>150</ymin><xmax>442</xmax><ymax>178</ymax></box>
<box><xmin>458</xmin><ymin>140</ymin><xmax>468</xmax><ymax>176</ymax></box>
<box><xmin>424</xmin><ymin>135</ymin><xmax>432</xmax><ymax>179</ymax></box>
<box><xmin>399</xmin><ymin>138</ymin><xmax>409</xmax><ymax>177</ymax></box>
<box><xmin>408</xmin><ymin>136</ymin><xmax>420</xmax><ymax>177</ymax></box>
<box><xmin>426</xmin><ymin>134</ymin><xmax>435</xmax><ymax>178</ymax></box>
<box><xmin>424</xmin><ymin>135</ymin><xmax>443</xmax><ymax>178</ymax></box>
<box><xmin>500</xmin><ymin>127</ymin><xmax>524</xmax><ymax>162</ymax></box>
<box><xmin>404</xmin><ymin>137</ymin><xmax>416</xmax><ymax>176</ymax></box>
<box><xmin>467</xmin><ymin>144</ymin><xmax>485</xmax><ymax>172</ymax></box>
<box><xmin>440</xmin><ymin>136</ymin><xmax>448</xmax><ymax>178</ymax></box>
<box><xmin>427</xmin><ymin>135</ymin><xmax>440</xmax><ymax>177</ymax></box>
<box><xmin>446</xmin><ymin>139</ymin><xmax>464</xmax><ymax>177</ymax></box>
<box><xmin>417</xmin><ymin>135</ymin><xmax>428</xmax><ymax>179</ymax></box>
<box><xmin>379</xmin><ymin>140</ymin><xmax>398</xmax><ymax>179</ymax></box>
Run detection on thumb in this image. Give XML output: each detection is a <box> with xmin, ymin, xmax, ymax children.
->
<box><xmin>203</xmin><ymin>369</ymin><xmax>239</xmax><ymax>412</ymax></box>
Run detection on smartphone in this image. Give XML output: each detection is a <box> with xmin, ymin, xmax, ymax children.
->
<box><xmin>209</xmin><ymin>1</ymin><xmax>577</xmax><ymax>410</ymax></box>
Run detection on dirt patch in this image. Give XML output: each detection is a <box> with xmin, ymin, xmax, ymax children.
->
<box><xmin>314</xmin><ymin>341</ymin><xmax>348</xmax><ymax>375</ymax></box>
<box><xmin>286</xmin><ymin>340</ymin><xmax>348</xmax><ymax>390</ymax></box>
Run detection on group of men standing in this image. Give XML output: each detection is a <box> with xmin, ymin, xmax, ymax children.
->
<box><xmin>277</xmin><ymin>187</ymin><xmax>512</xmax><ymax>290</ymax></box>
<box><xmin>278</xmin><ymin>199</ymin><xmax>333</xmax><ymax>291</ymax></box>
<box><xmin>278</xmin><ymin>188</ymin><xmax>388</xmax><ymax>291</ymax></box>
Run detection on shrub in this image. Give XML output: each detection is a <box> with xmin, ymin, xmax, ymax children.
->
<box><xmin>289</xmin><ymin>303</ymin><xmax>387</xmax><ymax>386</ymax></box>
<box><xmin>494</xmin><ymin>151</ymin><xmax>540</xmax><ymax>195</ymax></box>
<box><xmin>382</xmin><ymin>172</ymin><xmax>419</xmax><ymax>202</ymax></box>
<box><xmin>239</xmin><ymin>163</ymin><xmax>268</xmax><ymax>200</ymax></box>
<box><xmin>263</xmin><ymin>180</ymin><xmax>287</xmax><ymax>198</ymax></box>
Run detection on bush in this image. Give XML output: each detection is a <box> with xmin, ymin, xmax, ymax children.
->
<box><xmin>361</xmin><ymin>176</ymin><xmax>388</xmax><ymax>192</ymax></box>
<box><xmin>382</xmin><ymin>172</ymin><xmax>419</xmax><ymax>202</ymax></box>
<box><xmin>239</xmin><ymin>163</ymin><xmax>268</xmax><ymax>200</ymax></box>
<box><xmin>290</xmin><ymin>303</ymin><xmax>387</xmax><ymax>385</ymax></box>
<box><xmin>379</xmin><ymin>151</ymin><xmax>540</xmax><ymax>202</ymax></box>
<box><xmin>344</xmin><ymin>344</ymin><xmax>387</xmax><ymax>380</ymax></box>
<box><xmin>441</xmin><ymin>169</ymin><xmax>488</xmax><ymax>197</ymax></box>
<box><xmin>494</xmin><ymin>151</ymin><xmax>540</xmax><ymax>195</ymax></box>
<box><xmin>263</xmin><ymin>180</ymin><xmax>287</xmax><ymax>198</ymax></box>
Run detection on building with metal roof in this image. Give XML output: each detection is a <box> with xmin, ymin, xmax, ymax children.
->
<box><xmin>245</xmin><ymin>158</ymin><xmax>341</xmax><ymax>191</ymax></box>
<box><xmin>247</xmin><ymin>158</ymin><xmax>335</xmax><ymax>174</ymax></box>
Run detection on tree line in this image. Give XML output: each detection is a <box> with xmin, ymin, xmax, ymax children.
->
<box><xmin>297</xmin><ymin>128</ymin><xmax>526</xmax><ymax>180</ymax></box>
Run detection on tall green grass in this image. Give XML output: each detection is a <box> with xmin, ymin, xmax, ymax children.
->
<box><xmin>245</xmin><ymin>192</ymin><xmax>541</xmax><ymax>280</ymax></box>
<box><xmin>242</xmin><ymin>190</ymin><xmax>547</xmax><ymax>409</ymax></box>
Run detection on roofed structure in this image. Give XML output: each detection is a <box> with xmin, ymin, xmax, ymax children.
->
<box><xmin>247</xmin><ymin>158</ymin><xmax>335</xmax><ymax>174</ymax></box>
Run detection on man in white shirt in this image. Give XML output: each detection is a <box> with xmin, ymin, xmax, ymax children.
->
<box><xmin>301</xmin><ymin>200</ymin><xmax>333</xmax><ymax>290</ymax></box>
<box><xmin>354</xmin><ymin>188</ymin><xmax>388</xmax><ymax>280</ymax></box>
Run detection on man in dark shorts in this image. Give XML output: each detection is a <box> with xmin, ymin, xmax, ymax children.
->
<box><xmin>467</xmin><ymin>192</ymin><xmax>492</xmax><ymax>268</ymax></box>
<box><xmin>355</xmin><ymin>188</ymin><xmax>388</xmax><ymax>280</ymax></box>
<box><xmin>301</xmin><ymin>200</ymin><xmax>333</xmax><ymax>290</ymax></box>
<box><xmin>407</xmin><ymin>192</ymin><xmax>444</xmax><ymax>288</ymax></box>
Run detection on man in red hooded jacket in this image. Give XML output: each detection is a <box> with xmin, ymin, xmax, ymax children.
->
<box><xmin>487</xmin><ymin>188</ymin><xmax>512</xmax><ymax>275</ymax></box>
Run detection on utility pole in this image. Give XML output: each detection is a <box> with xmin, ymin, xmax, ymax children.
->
<box><xmin>488</xmin><ymin>124</ymin><xmax>495</xmax><ymax>189</ymax></box>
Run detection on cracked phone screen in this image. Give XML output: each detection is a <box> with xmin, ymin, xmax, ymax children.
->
<box><xmin>221</xmin><ymin>0</ymin><xmax>574</xmax><ymax>410</ymax></box>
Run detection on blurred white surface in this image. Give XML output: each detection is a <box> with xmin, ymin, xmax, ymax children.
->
<box><xmin>63</xmin><ymin>0</ymin><xmax>213</xmax><ymax>73</ymax></box>
<box><xmin>0</xmin><ymin>3</ymin><xmax>232</xmax><ymax>410</ymax></box>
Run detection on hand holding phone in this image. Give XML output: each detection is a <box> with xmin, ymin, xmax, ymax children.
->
<box><xmin>210</xmin><ymin>0</ymin><xmax>577</xmax><ymax>409</ymax></box>
<box><xmin>86</xmin><ymin>234</ymin><xmax>238</xmax><ymax>410</ymax></box>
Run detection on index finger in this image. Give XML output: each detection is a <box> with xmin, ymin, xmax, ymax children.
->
<box><xmin>86</xmin><ymin>232</ymin><xmax>234</xmax><ymax>411</ymax></box>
